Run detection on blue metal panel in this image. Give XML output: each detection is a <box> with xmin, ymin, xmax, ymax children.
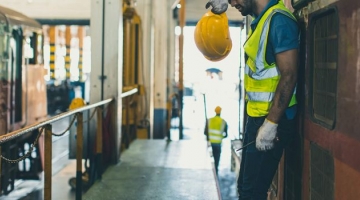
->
<box><xmin>153</xmin><ymin>108</ymin><xmax>167</xmax><ymax>139</ymax></box>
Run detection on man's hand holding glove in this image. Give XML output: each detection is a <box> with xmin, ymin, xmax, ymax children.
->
<box><xmin>205</xmin><ymin>0</ymin><xmax>228</xmax><ymax>14</ymax></box>
<box><xmin>256</xmin><ymin>119</ymin><xmax>278</xmax><ymax>151</ymax></box>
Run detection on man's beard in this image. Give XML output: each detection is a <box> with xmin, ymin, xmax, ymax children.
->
<box><xmin>240</xmin><ymin>0</ymin><xmax>255</xmax><ymax>16</ymax></box>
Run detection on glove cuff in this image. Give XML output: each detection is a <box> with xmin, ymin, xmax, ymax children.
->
<box><xmin>265</xmin><ymin>118</ymin><xmax>277</xmax><ymax>125</ymax></box>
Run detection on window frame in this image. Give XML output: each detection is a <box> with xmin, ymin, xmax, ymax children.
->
<box><xmin>308</xmin><ymin>7</ymin><xmax>339</xmax><ymax>130</ymax></box>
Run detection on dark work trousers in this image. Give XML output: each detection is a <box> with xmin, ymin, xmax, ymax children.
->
<box><xmin>211</xmin><ymin>144</ymin><xmax>222</xmax><ymax>174</ymax></box>
<box><xmin>237</xmin><ymin>115</ymin><xmax>295</xmax><ymax>200</ymax></box>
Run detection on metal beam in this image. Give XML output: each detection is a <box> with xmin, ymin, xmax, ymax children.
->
<box><xmin>36</xmin><ymin>19</ymin><xmax>90</xmax><ymax>25</ymax></box>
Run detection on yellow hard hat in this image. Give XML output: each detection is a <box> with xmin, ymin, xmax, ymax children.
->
<box><xmin>69</xmin><ymin>97</ymin><xmax>86</xmax><ymax>110</ymax></box>
<box><xmin>215</xmin><ymin>106</ymin><xmax>222</xmax><ymax>114</ymax></box>
<box><xmin>194</xmin><ymin>11</ymin><xmax>232</xmax><ymax>62</ymax></box>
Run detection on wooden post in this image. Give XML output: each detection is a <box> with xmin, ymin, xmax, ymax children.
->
<box><xmin>125</xmin><ymin>97</ymin><xmax>130</xmax><ymax>148</ymax></box>
<box><xmin>44</xmin><ymin>124</ymin><xmax>52</xmax><ymax>200</ymax></box>
<box><xmin>76</xmin><ymin>113</ymin><xmax>83</xmax><ymax>200</ymax></box>
<box><xmin>96</xmin><ymin>107</ymin><xmax>103</xmax><ymax>179</ymax></box>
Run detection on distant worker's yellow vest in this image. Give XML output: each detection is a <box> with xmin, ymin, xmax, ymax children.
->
<box><xmin>208</xmin><ymin>116</ymin><xmax>226</xmax><ymax>144</ymax></box>
<box><xmin>244</xmin><ymin>1</ymin><xmax>297</xmax><ymax>117</ymax></box>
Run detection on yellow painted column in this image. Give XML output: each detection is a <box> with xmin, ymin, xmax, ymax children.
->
<box><xmin>123</xmin><ymin>9</ymin><xmax>131</xmax><ymax>86</ymax></box>
<box><xmin>49</xmin><ymin>26</ymin><xmax>56</xmax><ymax>80</ymax></box>
<box><xmin>78</xmin><ymin>26</ymin><xmax>84</xmax><ymax>82</ymax></box>
<box><xmin>65</xmin><ymin>26</ymin><xmax>71</xmax><ymax>80</ymax></box>
<box><xmin>131</xmin><ymin>0</ymin><xmax>152</xmax><ymax>131</ymax></box>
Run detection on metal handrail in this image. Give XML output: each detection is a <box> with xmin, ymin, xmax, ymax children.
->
<box><xmin>0</xmin><ymin>87</ymin><xmax>138</xmax><ymax>200</ymax></box>
<box><xmin>121</xmin><ymin>87</ymin><xmax>138</xmax><ymax>98</ymax></box>
<box><xmin>0</xmin><ymin>88</ymin><xmax>138</xmax><ymax>144</ymax></box>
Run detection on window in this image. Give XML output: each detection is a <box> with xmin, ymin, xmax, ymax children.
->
<box><xmin>0</xmin><ymin>21</ymin><xmax>9</xmax><ymax>80</ymax></box>
<box><xmin>11</xmin><ymin>28</ymin><xmax>23</xmax><ymax>123</ymax></box>
<box><xmin>24</xmin><ymin>34</ymin><xmax>35</xmax><ymax>64</ymax></box>
<box><xmin>310</xmin><ymin>142</ymin><xmax>334</xmax><ymax>200</ymax></box>
<box><xmin>310</xmin><ymin>9</ymin><xmax>338</xmax><ymax>129</ymax></box>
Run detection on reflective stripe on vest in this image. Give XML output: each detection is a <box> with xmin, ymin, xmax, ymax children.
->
<box><xmin>208</xmin><ymin>116</ymin><xmax>225</xmax><ymax>144</ymax></box>
<box><xmin>244</xmin><ymin>1</ymin><xmax>297</xmax><ymax>117</ymax></box>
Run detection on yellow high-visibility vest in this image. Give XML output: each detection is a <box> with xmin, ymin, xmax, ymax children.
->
<box><xmin>208</xmin><ymin>116</ymin><xmax>226</xmax><ymax>144</ymax></box>
<box><xmin>244</xmin><ymin>0</ymin><xmax>297</xmax><ymax>117</ymax></box>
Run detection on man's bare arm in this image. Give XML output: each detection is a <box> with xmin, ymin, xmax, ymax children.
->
<box><xmin>267</xmin><ymin>49</ymin><xmax>298</xmax><ymax>123</ymax></box>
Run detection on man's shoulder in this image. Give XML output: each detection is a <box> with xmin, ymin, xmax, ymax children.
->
<box><xmin>269</xmin><ymin>11</ymin><xmax>299</xmax><ymax>53</ymax></box>
<box><xmin>271</xmin><ymin>12</ymin><xmax>298</xmax><ymax>27</ymax></box>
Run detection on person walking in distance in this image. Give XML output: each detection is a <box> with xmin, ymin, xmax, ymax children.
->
<box><xmin>206</xmin><ymin>0</ymin><xmax>299</xmax><ymax>199</ymax></box>
<box><xmin>205</xmin><ymin>106</ymin><xmax>228</xmax><ymax>175</ymax></box>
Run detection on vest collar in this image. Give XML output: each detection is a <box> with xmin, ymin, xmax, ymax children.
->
<box><xmin>250</xmin><ymin>0</ymin><xmax>279</xmax><ymax>31</ymax></box>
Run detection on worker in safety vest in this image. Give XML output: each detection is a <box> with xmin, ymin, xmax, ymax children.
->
<box><xmin>204</xmin><ymin>106</ymin><xmax>228</xmax><ymax>175</ymax></box>
<box><xmin>200</xmin><ymin>0</ymin><xmax>299</xmax><ymax>199</ymax></box>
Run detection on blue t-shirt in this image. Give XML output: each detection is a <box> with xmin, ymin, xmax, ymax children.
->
<box><xmin>250</xmin><ymin>0</ymin><xmax>299</xmax><ymax>61</ymax></box>
<box><xmin>266</xmin><ymin>13</ymin><xmax>299</xmax><ymax>64</ymax></box>
<box><xmin>249</xmin><ymin>0</ymin><xmax>299</xmax><ymax>119</ymax></box>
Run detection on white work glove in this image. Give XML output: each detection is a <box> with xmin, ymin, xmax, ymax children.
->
<box><xmin>205</xmin><ymin>0</ymin><xmax>228</xmax><ymax>14</ymax></box>
<box><xmin>256</xmin><ymin>119</ymin><xmax>278</xmax><ymax>151</ymax></box>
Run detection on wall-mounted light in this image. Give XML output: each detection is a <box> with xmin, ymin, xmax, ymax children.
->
<box><xmin>175</xmin><ymin>26</ymin><xmax>181</xmax><ymax>36</ymax></box>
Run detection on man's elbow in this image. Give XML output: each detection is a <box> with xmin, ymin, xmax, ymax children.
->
<box><xmin>282</xmin><ymin>70</ymin><xmax>298</xmax><ymax>85</ymax></box>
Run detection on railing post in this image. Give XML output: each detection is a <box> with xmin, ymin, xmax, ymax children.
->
<box><xmin>44</xmin><ymin>124</ymin><xmax>52</xmax><ymax>200</ymax></box>
<box><xmin>76</xmin><ymin>112</ymin><xmax>83</xmax><ymax>200</ymax></box>
<box><xmin>125</xmin><ymin>97</ymin><xmax>130</xmax><ymax>148</ymax></box>
<box><xmin>96</xmin><ymin>107</ymin><xmax>103</xmax><ymax>179</ymax></box>
<box><xmin>0</xmin><ymin>146</ymin><xmax>2</xmax><ymax>190</ymax></box>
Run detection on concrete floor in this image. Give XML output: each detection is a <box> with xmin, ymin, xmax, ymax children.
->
<box><xmin>217</xmin><ymin>138</ymin><xmax>239</xmax><ymax>200</ymax></box>
<box><xmin>170</xmin><ymin>128</ymin><xmax>239</xmax><ymax>200</ymax></box>
<box><xmin>0</xmin><ymin>132</ymin><xmax>239</xmax><ymax>200</ymax></box>
<box><xmin>0</xmin><ymin>95</ymin><xmax>241</xmax><ymax>200</ymax></box>
<box><xmin>83</xmin><ymin>139</ymin><xmax>220</xmax><ymax>200</ymax></box>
